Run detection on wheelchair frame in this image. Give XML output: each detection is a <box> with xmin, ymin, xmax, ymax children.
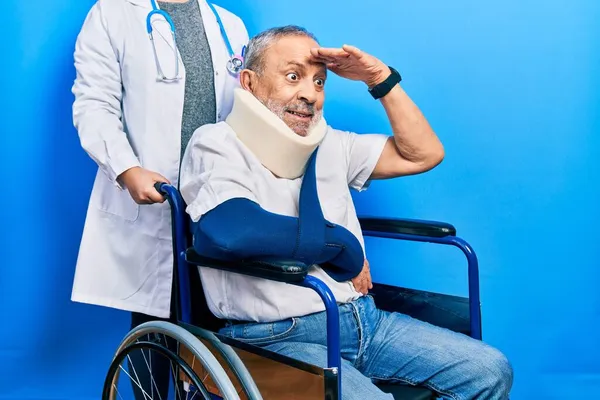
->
<box><xmin>153</xmin><ymin>182</ymin><xmax>482</xmax><ymax>400</ymax></box>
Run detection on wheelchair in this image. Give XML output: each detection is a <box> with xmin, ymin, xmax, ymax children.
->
<box><xmin>102</xmin><ymin>182</ymin><xmax>483</xmax><ymax>400</ymax></box>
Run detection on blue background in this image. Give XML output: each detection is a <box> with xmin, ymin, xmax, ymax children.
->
<box><xmin>2</xmin><ymin>0</ymin><xmax>599</xmax><ymax>398</ymax></box>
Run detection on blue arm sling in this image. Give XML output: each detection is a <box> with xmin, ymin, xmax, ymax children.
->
<box><xmin>193</xmin><ymin>148</ymin><xmax>364</xmax><ymax>281</ymax></box>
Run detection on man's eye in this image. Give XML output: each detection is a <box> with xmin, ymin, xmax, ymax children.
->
<box><xmin>315</xmin><ymin>78</ymin><xmax>324</xmax><ymax>87</ymax></box>
<box><xmin>286</xmin><ymin>73</ymin><xmax>298</xmax><ymax>81</ymax></box>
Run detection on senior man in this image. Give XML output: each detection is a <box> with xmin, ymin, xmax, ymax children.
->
<box><xmin>179</xmin><ymin>26</ymin><xmax>513</xmax><ymax>399</ymax></box>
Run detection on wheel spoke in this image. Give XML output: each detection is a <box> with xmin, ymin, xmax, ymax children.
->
<box><xmin>170</xmin><ymin>358</ymin><xmax>183</xmax><ymax>400</ymax></box>
<box><xmin>137</xmin><ymin>338</ymin><xmax>163</xmax><ymax>400</ymax></box>
<box><xmin>120</xmin><ymin>361</ymin><xmax>152</xmax><ymax>400</ymax></box>
<box><xmin>113</xmin><ymin>383</ymin><xmax>125</xmax><ymax>400</ymax></box>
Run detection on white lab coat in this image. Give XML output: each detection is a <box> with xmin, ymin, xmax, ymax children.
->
<box><xmin>70</xmin><ymin>0</ymin><xmax>249</xmax><ymax>318</ymax></box>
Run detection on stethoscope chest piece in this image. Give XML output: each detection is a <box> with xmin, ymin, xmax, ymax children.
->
<box><xmin>226</xmin><ymin>56</ymin><xmax>244</xmax><ymax>75</ymax></box>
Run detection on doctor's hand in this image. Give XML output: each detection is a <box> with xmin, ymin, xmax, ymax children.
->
<box><xmin>351</xmin><ymin>259</ymin><xmax>373</xmax><ymax>295</ymax></box>
<box><xmin>118</xmin><ymin>167</ymin><xmax>170</xmax><ymax>204</ymax></box>
<box><xmin>310</xmin><ymin>45</ymin><xmax>391</xmax><ymax>88</ymax></box>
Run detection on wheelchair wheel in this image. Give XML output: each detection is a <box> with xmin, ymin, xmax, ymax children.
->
<box><xmin>102</xmin><ymin>321</ymin><xmax>243</xmax><ymax>400</ymax></box>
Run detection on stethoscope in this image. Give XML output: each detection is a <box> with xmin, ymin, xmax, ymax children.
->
<box><xmin>146</xmin><ymin>0</ymin><xmax>245</xmax><ymax>82</ymax></box>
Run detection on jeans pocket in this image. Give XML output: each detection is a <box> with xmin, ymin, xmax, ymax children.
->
<box><xmin>220</xmin><ymin>318</ymin><xmax>298</xmax><ymax>345</ymax></box>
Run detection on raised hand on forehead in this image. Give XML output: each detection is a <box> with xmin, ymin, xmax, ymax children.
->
<box><xmin>310</xmin><ymin>44</ymin><xmax>390</xmax><ymax>88</ymax></box>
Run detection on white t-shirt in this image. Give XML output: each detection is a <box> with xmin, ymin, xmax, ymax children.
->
<box><xmin>179</xmin><ymin>121</ymin><xmax>388</xmax><ymax>322</ymax></box>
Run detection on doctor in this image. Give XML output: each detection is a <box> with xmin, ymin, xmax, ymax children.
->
<box><xmin>70</xmin><ymin>0</ymin><xmax>248</xmax><ymax>397</ymax></box>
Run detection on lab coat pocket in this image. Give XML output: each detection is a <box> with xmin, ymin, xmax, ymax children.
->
<box><xmin>94</xmin><ymin>171</ymin><xmax>140</xmax><ymax>222</ymax></box>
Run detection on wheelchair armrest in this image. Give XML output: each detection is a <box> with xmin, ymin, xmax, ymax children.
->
<box><xmin>359</xmin><ymin>216</ymin><xmax>456</xmax><ymax>238</ymax></box>
<box><xmin>185</xmin><ymin>248</ymin><xmax>309</xmax><ymax>283</ymax></box>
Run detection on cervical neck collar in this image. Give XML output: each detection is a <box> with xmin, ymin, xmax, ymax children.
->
<box><xmin>226</xmin><ymin>88</ymin><xmax>327</xmax><ymax>179</ymax></box>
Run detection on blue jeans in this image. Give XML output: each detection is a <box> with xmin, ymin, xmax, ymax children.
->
<box><xmin>219</xmin><ymin>295</ymin><xmax>513</xmax><ymax>400</ymax></box>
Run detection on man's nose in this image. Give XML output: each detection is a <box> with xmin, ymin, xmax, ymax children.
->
<box><xmin>297</xmin><ymin>80</ymin><xmax>318</xmax><ymax>104</ymax></box>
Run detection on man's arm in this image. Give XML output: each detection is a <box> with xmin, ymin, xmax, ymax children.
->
<box><xmin>193</xmin><ymin>198</ymin><xmax>365</xmax><ymax>282</ymax></box>
<box><xmin>370</xmin><ymin>81</ymin><xmax>444</xmax><ymax>179</ymax></box>
<box><xmin>311</xmin><ymin>45</ymin><xmax>444</xmax><ymax>179</ymax></box>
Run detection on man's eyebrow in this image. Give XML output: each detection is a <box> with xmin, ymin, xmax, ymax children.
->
<box><xmin>284</xmin><ymin>60</ymin><xmax>307</xmax><ymax>70</ymax></box>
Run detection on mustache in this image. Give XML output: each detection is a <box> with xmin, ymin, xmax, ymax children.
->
<box><xmin>285</xmin><ymin>103</ymin><xmax>315</xmax><ymax>115</ymax></box>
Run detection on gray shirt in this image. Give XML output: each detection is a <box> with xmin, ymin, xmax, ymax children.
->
<box><xmin>158</xmin><ymin>0</ymin><xmax>217</xmax><ymax>162</ymax></box>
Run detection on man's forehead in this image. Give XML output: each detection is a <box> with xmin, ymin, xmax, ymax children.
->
<box><xmin>274</xmin><ymin>34</ymin><xmax>318</xmax><ymax>50</ymax></box>
<box><xmin>263</xmin><ymin>39</ymin><xmax>322</xmax><ymax>71</ymax></box>
<box><xmin>266</xmin><ymin>37</ymin><xmax>323</xmax><ymax>66</ymax></box>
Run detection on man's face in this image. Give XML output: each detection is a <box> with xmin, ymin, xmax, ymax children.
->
<box><xmin>249</xmin><ymin>36</ymin><xmax>327</xmax><ymax>137</ymax></box>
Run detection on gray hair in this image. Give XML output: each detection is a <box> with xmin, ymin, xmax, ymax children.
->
<box><xmin>244</xmin><ymin>25</ymin><xmax>319</xmax><ymax>75</ymax></box>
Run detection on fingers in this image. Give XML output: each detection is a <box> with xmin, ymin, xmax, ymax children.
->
<box><xmin>124</xmin><ymin>168</ymin><xmax>171</xmax><ymax>204</ymax></box>
<box><xmin>342</xmin><ymin>44</ymin><xmax>363</xmax><ymax>58</ymax></box>
<box><xmin>311</xmin><ymin>47</ymin><xmax>350</xmax><ymax>59</ymax></box>
<box><xmin>312</xmin><ymin>59</ymin><xmax>341</xmax><ymax>72</ymax></box>
<box><xmin>132</xmin><ymin>189</ymin><xmax>163</xmax><ymax>204</ymax></box>
<box><xmin>309</xmin><ymin>55</ymin><xmax>341</xmax><ymax>72</ymax></box>
<box><xmin>310</xmin><ymin>47</ymin><xmax>351</xmax><ymax>67</ymax></box>
<box><xmin>365</xmin><ymin>259</ymin><xmax>373</xmax><ymax>289</ymax></box>
<box><xmin>312</xmin><ymin>45</ymin><xmax>362</xmax><ymax>59</ymax></box>
<box><xmin>353</xmin><ymin>277</ymin><xmax>370</xmax><ymax>295</ymax></box>
<box><xmin>310</xmin><ymin>45</ymin><xmax>363</xmax><ymax>75</ymax></box>
<box><xmin>151</xmin><ymin>172</ymin><xmax>171</xmax><ymax>185</ymax></box>
<box><xmin>148</xmin><ymin>173</ymin><xmax>170</xmax><ymax>203</ymax></box>
<box><xmin>361</xmin><ymin>283</ymin><xmax>370</xmax><ymax>295</ymax></box>
<box><xmin>353</xmin><ymin>281</ymin><xmax>367</xmax><ymax>295</ymax></box>
<box><xmin>146</xmin><ymin>188</ymin><xmax>166</xmax><ymax>204</ymax></box>
<box><xmin>135</xmin><ymin>175</ymin><xmax>170</xmax><ymax>204</ymax></box>
<box><xmin>361</xmin><ymin>275</ymin><xmax>372</xmax><ymax>293</ymax></box>
<box><xmin>311</xmin><ymin>54</ymin><xmax>337</xmax><ymax>66</ymax></box>
<box><xmin>350</xmin><ymin>259</ymin><xmax>372</xmax><ymax>294</ymax></box>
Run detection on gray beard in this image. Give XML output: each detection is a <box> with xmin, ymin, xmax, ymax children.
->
<box><xmin>261</xmin><ymin>98</ymin><xmax>323</xmax><ymax>137</ymax></box>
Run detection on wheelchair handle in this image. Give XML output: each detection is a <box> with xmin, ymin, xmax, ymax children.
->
<box><xmin>154</xmin><ymin>182</ymin><xmax>167</xmax><ymax>197</ymax></box>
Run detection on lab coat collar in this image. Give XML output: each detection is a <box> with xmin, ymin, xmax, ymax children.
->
<box><xmin>125</xmin><ymin>0</ymin><xmax>153</xmax><ymax>7</ymax></box>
